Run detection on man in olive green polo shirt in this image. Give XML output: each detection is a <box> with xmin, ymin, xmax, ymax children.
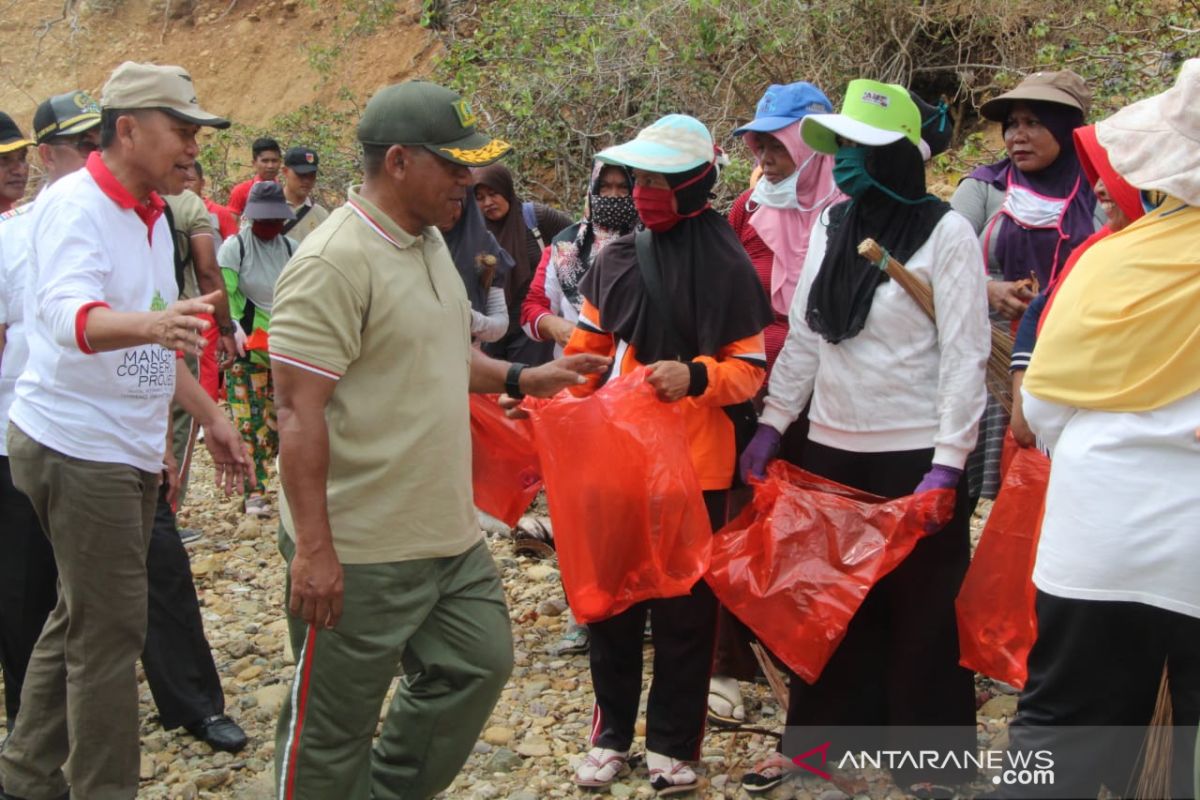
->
<box><xmin>267</xmin><ymin>81</ymin><xmax>608</xmax><ymax>800</ymax></box>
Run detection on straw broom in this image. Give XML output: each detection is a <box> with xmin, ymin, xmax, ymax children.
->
<box><xmin>1133</xmin><ymin>664</ymin><xmax>1173</xmax><ymax>800</ymax></box>
<box><xmin>858</xmin><ymin>239</ymin><xmax>1014</xmax><ymax>413</ymax></box>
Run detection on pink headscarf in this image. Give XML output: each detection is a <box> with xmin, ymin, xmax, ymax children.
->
<box><xmin>744</xmin><ymin>122</ymin><xmax>841</xmax><ymax>315</ymax></box>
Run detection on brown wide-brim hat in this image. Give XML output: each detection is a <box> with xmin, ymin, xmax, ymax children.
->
<box><xmin>980</xmin><ymin>69</ymin><xmax>1091</xmax><ymax>122</ymax></box>
<box><xmin>1097</xmin><ymin>57</ymin><xmax>1200</xmax><ymax>207</ymax></box>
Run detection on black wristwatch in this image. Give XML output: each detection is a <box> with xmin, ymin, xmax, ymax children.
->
<box><xmin>217</xmin><ymin>322</ymin><xmax>235</xmax><ymax>336</ymax></box>
<box><xmin>505</xmin><ymin>362</ymin><xmax>528</xmax><ymax>399</ymax></box>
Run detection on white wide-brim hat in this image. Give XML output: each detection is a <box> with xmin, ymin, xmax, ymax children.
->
<box><xmin>1096</xmin><ymin>58</ymin><xmax>1200</xmax><ymax>206</ymax></box>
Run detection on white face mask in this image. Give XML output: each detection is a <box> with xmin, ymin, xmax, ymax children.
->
<box><xmin>750</xmin><ymin>168</ymin><xmax>800</xmax><ymax>210</ymax></box>
<box><xmin>1000</xmin><ymin>181</ymin><xmax>1072</xmax><ymax>229</ymax></box>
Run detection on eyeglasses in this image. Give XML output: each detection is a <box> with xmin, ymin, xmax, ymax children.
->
<box><xmin>47</xmin><ymin>137</ymin><xmax>99</xmax><ymax>156</ymax></box>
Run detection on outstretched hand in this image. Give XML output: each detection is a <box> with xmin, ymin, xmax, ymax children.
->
<box><xmin>150</xmin><ymin>290</ymin><xmax>221</xmax><ymax>356</ymax></box>
<box><xmin>519</xmin><ymin>354</ymin><xmax>611</xmax><ymax>398</ymax></box>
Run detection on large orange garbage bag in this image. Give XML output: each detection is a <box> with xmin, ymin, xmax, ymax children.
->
<box><xmin>705</xmin><ymin>461</ymin><xmax>955</xmax><ymax>684</ymax></box>
<box><xmin>470</xmin><ymin>394</ymin><xmax>542</xmax><ymax>528</ymax></box>
<box><xmin>525</xmin><ymin>369</ymin><xmax>712</xmax><ymax>623</ymax></box>
<box><xmin>956</xmin><ymin>447</ymin><xmax>1050</xmax><ymax>689</ymax></box>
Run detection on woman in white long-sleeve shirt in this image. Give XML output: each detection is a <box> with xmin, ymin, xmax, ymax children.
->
<box><xmin>739</xmin><ymin>81</ymin><xmax>990</xmax><ymax>795</ymax></box>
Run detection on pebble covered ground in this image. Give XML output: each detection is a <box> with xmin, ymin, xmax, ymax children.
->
<box><xmin>1</xmin><ymin>450</ymin><xmax>1013</xmax><ymax>799</ymax></box>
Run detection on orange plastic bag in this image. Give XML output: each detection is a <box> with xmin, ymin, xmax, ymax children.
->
<box><xmin>526</xmin><ymin>369</ymin><xmax>712</xmax><ymax>623</ymax></box>
<box><xmin>705</xmin><ymin>461</ymin><xmax>955</xmax><ymax>684</ymax></box>
<box><xmin>956</xmin><ymin>447</ymin><xmax>1050</xmax><ymax>689</ymax></box>
<box><xmin>470</xmin><ymin>394</ymin><xmax>542</xmax><ymax>527</ymax></box>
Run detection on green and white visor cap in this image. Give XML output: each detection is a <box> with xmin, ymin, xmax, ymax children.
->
<box><xmin>596</xmin><ymin>114</ymin><xmax>716</xmax><ymax>174</ymax></box>
<box><xmin>801</xmin><ymin>79</ymin><xmax>922</xmax><ymax>155</ymax></box>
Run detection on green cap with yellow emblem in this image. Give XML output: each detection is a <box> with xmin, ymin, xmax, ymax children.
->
<box><xmin>357</xmin><ymin>81</ymin><xmax>512</xmax><ymax>167</ymax></box>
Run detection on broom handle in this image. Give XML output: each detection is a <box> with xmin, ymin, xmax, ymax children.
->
<box><xmin>857</xmin><ymin>238</ymin><xmax>936</xmax><ymax>321</ymax></box>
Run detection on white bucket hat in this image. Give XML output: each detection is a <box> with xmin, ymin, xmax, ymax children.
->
<box><xmin>1096</xmin><ymin>58</ymin><xmax>1200</xmax><ymax>206</ymax></box>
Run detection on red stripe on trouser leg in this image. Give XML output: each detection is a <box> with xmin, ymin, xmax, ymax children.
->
<box><xmin>283</xmin><ymin>626</ymin><xmax>318</xmax><ymax>800</ymax></box>
<box><xmin>590</xmin><ymin>703</ymin><xmax>602</xmax><ymax>745</ymax></box>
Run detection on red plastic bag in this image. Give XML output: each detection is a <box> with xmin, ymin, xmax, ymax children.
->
<box><xmin>470</xmin><ymin>394</ymin><xmax>542</xmax><ymax>527</ymax></box>
<box><xmin>526</xmin><ymin>369</ymin><xmax>712</xmax><ymax>624</ymax></box>
<box><xmin>705</xmin><ymin>461</ymin><xmax>955</xmax><ymax>684</ymax></box>
<box><xmin>956</xmin><ymin>447</ymin><xmax>1050</xmax><ymax>689</ymax></box>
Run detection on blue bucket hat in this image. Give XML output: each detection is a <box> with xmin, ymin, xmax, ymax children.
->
<box><xmin>596</xmin><ymin>114</ymin><xmax>716</xmax><ymax>174</ymax></box>
<box><xmin>733</xmin><ymin>82</ymin><xmax>834</xmax><ymax>136</ymax></box>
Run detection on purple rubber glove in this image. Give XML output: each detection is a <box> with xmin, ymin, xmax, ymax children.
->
<box><xmin>739</xmin><ymin>424</ymin><xmax>782</xmax><ymax>483</ymax></box>
<box><xmin>914</xmin><ymin>464</ymin><xmax>962</xmax><ymax>493</ymax></box>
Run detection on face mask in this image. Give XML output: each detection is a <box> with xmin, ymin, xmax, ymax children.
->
<box><xmin>251</xmin><ymin>220</ymin><xmax>286</xmax><ymax>240</ymax></box>
<box><xmin>1001</xmin><ymin>182</ymin><xmax>1072</xmax><ymax>229</ymax></box>
<box><xmin>750</xmin><ymin>169</ymin><xmax>801</xmax><ymax>210</ymax></box>
<box><xmin>832</xmin><ymin>146</ymin><xmax>873</xmax><ymax>200</ymax></box>
<box><xmin>633</xmin><ymin>185</ymin><xmax>681</xmax><ymax>233</ymax></box>
<box><xmin>590</xmin><ymin>193</ymin><xmax>638</xmax><ymax>232</ymax></box>
<box><xmin>833</xmin><ymin>144</ymin><xmax>936</xmax><ymax>206</ymax></box>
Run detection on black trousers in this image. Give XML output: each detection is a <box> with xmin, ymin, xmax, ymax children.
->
<box><xmin>714</xmin><ymin>406</ymin><xmax>809</xmax><ymax>682</ymax></box>
<box><xmin>0</xmin><ymin>475</ymin><xmax>224</xmax><ymax>731</ymax></box>
<box><xmin>0</xmin><ymin>455</ymin><xmax>58</xmax><ymax>728</ymax></box>
<box><xmin>784</xmin><ymin>441</ymin><xmax>977</xmax><ymax>786</ymax></box>
<box><xmin>1003</xmin><ymin>591</ymin><xmax>1200</xmax><ymax>799</ymax></box>
<box><xmin>587</xmin><ymin>491</ymin><xmax>727</xmax><ymax>760</ymax></box>
<box><xmin>142</xmin><ymin>485</ymin><xmax>225</xmax><ymax>729</ymax></box>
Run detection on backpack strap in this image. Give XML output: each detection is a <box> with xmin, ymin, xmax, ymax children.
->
<box><xmin>522</xmin><ymin>201</ymin><xmax>545</xmax><ymax>251</ymax></box>
<box><xmin>234</xmin><ymin>231</ymin><xmax>257</xmax><ymax>333</ymax></box>
<box><xmin>162</xmin><ymin>201</ymin><xmax>187</xmax><ymax>295</ymax></box>
<box><xmin>234</xmin><ymin>232</ymin><xmax>292</xmax><ymax>334</ymax></box>
<box><xmin>281</xmin><ymin>203</ymin><xmax>311</xmax><ymax>235</ymax></box>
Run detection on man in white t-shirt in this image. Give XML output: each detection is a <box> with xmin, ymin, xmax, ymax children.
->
<box><xmin>0</xmin><ymin>63</ymin><xmax>252</xmax><ymax>800</ymax></box>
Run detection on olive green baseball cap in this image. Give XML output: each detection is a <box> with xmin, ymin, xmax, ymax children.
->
<box><xmin>357</xmin><ymin>81</ymin><xmax>511</xmax><ymax>167</ymax></box>
<box><xmin>801</xmin><ymin>79</ymin><xmax>921</xmax><ymax>154</ymax></box>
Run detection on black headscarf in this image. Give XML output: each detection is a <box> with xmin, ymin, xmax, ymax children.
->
<box><xmin>442</xmin><ymin>191</ymin><xmax>514</xmax><ymax>314</ymax></box>
<box><xmin>579</xmin><ymin>162</ymin><xmax>774</xmax><ymax>362</ymax></box>
<box><xmin>472</xmin><ymin>163</ymin><xmax>531</xmax><ymax>287</ymax></box>
<box><xmin>805</xmin><ymin>139</ymin><xmax>951</xmax><ymax>344</ymax></box>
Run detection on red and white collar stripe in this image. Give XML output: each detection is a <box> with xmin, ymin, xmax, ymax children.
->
<box><xmin>347</xmin><ymin>199</ymin><xmax>410</xmax><ymax>251</ymax></box>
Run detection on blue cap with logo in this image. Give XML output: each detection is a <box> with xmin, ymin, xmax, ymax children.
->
<box><xmin>733</xmin><ymin>82</ymin><xmax>835</xmax><ymax>136</ymax></box>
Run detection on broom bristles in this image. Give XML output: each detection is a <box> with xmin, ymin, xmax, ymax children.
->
<box><xmin>1133</xmin><ymin>664</ymin><xmax>1173</xmax><ymax>800</ymax></box>
<box><xmin>750</xmin><ymin>641</ymin><xmax>790</xmax><ymax>712</ymax></box>
<box><xmin>859</xmin><ymin>238</ymin><xmax>1014</xmax><ymax>412</ymax></box>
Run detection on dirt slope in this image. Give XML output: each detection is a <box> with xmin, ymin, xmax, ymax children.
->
<box><xmin>0</xmin><ymin>0</ymin><xmax>438</xmax><ymax>132</ymax></box>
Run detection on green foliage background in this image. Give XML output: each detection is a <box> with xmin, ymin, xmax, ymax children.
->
<box><xmin>202</xmin><ymin>0</ymin><xmax>1200</xmax><ymax>213</ymax></box>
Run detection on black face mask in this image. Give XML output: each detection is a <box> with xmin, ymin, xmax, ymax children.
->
<box><xmin>589</xmin><ymin>194</ymin><xmax>639</xmax><ymax>233</ymax></box>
